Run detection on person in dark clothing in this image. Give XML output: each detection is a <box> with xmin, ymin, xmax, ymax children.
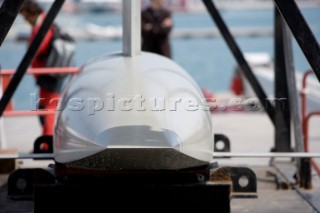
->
<box><xmin>141</xmin><ymin>0</ymin><xmax>173</xmax><ymax>58</ymax></box>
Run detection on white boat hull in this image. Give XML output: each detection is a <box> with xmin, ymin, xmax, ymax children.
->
<box><xmin>237</xmin><ymin>52</ymin><xmax>320</xmax><ymax>114</ymax></box>
<box><xmin>241</xmin><ymin>67</ymin><xmax>320</xmax><ymax>114</ymax></box>
<box><xmin>54</xmin><ymin>52</ymin><xmax>214</xmax><ymax>170</ymax></box>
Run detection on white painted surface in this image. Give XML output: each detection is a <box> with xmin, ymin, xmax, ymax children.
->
<box><xmin>54</xmin><ymin>52</ymin><xmax>214</xmax><ymax>164</ymax></box>
<box><xmin>122</xmin><ymin>0</ymin><xmax>141</xmax><ymax>57</ymax></box>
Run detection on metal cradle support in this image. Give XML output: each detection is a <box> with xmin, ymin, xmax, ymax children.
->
<box><xmin>202</xmin><ymin>0</ymin><xmax>275</xmax><ymax>125</ymax></box>
<box><xmin>273</xmin><ymin>0</ymin><xmax>320</xmax><ymax>83</ymax></box>
<box><xmin>6</xmin><ymin>166</ymin><xmax>257</xmax><ymax>213</ymax></box>
<box><xmin>0</xmin><ymin>0</ymin><xmax>25</xmax><ymax>46</ymax></box>
<box><xmin>274</xmin><ymin>3</ymin><xmax>309</xmax><ymax>189</ymax></box>
<box><xmin>214</xmin><ymin>134</ymin><xmax>231</xmax><ymax>154</ymax></box>
<box><xmin>273</xmin><ymin>7</ymin><xmax>292</xmax><ymax>153</ymax></box>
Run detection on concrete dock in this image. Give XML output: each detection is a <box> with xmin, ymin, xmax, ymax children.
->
<box><xmin>0</xmin><ymin>92</ymin><xmax>320</xmax><ymax>212</ymax></box>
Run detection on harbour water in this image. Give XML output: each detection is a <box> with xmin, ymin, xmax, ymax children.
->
<box><xmin>1</xmin><ymin>6</ymin><xmax>320</xmax><ymax>110</ymax></box>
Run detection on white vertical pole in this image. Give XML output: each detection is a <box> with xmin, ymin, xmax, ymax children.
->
<box><xmin>122</xmin><ymin>0</ymin><xmax>141</xmax><ymax>57</ymax></box>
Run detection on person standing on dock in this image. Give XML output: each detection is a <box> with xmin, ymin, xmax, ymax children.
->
<box><xmin>141</xmin><ymin>0</ymin><xmax>173</xmax><ymax>58</ymax></box>
<box><xmin>19</xmin><ymin>0</ymin><xmax>72</xmax><ymax>136</ymax></box>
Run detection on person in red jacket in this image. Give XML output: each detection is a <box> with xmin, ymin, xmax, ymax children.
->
<box><xmin>20</xmin><ymin>0</ymin><xmax>61</xmax><ymax>136</ymax></box>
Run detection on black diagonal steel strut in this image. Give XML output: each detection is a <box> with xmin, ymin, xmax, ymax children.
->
<box><xmin>202</xmin><ymin>0</ymin><xmax>275</xmax><ymax>124</ymax></box>
<box><xmin>0</xmin><ymin>0</ymin><xmax>65</xmax><ymax>117</ymax></box>
<box><xmin>274</xmin><ymin>8</ymin><xmax>291</xmax><ymax>152</ymax></box>
<box><xmin>273</xmin><ymin>0</ymin><xmax>320</xmax><ymax>83</ymax></box>
<box><xmin>274</xmin><ymin>1</ymin><xmax>311</xmax><ymax>189</ymax></box>
<box><xmin>0</xmin><ymin>0</ymin><xmax>25</xmax><ymax>46</ymax></box>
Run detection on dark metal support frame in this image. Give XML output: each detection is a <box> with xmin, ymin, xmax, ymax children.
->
<box><xmin>0</xmin><ymin>0</ymin><xmax>65</xmax><ymax>117</ymax></box>
<box><xmin>273</xmin><ymin>0</ymin><xmax>316</xmax><ymax>189</ymax></box>
<box><xmin>0</xmin><ymin>0</ymin><xmax>25</xmax><ymax>46</ymax></box>
<box><xmin>202</xmin><ymin>0</ymin><xmax>275</xmax><ymax>125</ymax></box>
<box><xmin>203</xmin><ymin>0</ymin><xmax>317</xmax><ymax>189</ymax></box>
<box><xmin>277</xmin><ymin>8</ymin><xmax>308</xmax><ymax>188</ymax></box>
<box><xmin>273</xmin><ymin>0</ymin><xmax>320</xmax><ymax>83</ymax></box>
<box><xmin>6</xmin><ymin>166</ymin><xmax>257</xmax><ymax>212</ymax></box>
<box><xmin>273</xmin><ymin>8</ymin><xmax>291</xmax><ymax>152</ymax></box>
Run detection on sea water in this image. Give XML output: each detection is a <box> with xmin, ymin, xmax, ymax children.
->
<box><xmin>0</xmin><ymin>7</ymin><xmax>320</xmax><ymax>110</ymax></box>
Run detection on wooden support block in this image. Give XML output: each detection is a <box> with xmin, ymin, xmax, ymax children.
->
<box><xmin>0</xmin><ymin>149</ymin><xmax>18</xmax><ymax>174</ymax></box>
